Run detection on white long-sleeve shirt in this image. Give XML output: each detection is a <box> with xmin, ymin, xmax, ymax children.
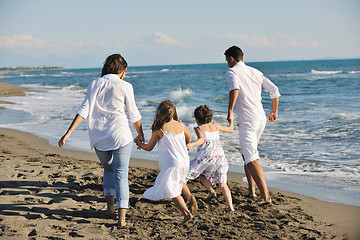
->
<box><xmin>226</xmin><ymin>61</ymin><xmax>280</xmax><ymax>124</ymax></box>
<box><xmin>77</xmin><ymin>74</ymin><xmax>141</xmax><ymax>151</ymax></box>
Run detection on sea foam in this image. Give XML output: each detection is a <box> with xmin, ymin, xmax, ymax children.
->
<box><xmin>169</xmin><ymin>87</ymin><xmax>194</xmax><ymax>103</ymax></box>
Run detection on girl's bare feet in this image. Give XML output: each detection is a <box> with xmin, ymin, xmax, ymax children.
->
<box><xmin>181</xmin><ymin>212</ymin><xmax>193</xmax><ymax>224</ymax></box>
<box><xmin>189</xmin><ymin>195</ymin><xmax>198</xmax><ymax>213</ymax></box>
<box><xmin>206</xmin><ymin>189</ymin><xmax>217</xmax><ymax>200</ymax></box>
<box><xmin>255</xmin><ymin>197</ymin><xmax>272</xmax><ymax>205</ymax></box>
<box><xmin>248</xmin><ymin>189</ymin><xmax>257</xmax><ymax>199</ymax></box>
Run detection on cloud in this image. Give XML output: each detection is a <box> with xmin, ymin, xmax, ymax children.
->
<box><xmin>125</xmin><ymin>32</ymin><xmax>183</xmax><ymax>49</ymax></box>
<box><xmin>0</xmin><ymin>34</ymin><xmax>114</xmax><ymax>58</ymax></box>
<box><xmin>216</xmin><ymin>33</ymin><xmax>275</xmax><ymax>47</ymax></box>
<box><xmin>310</xmin><ymin>41</ymin><xmax>321</xmax><ymax>48</ymax></box>
<box><xmin>0</xmin><ymin>32</ymin><xmax>184</xmax><ymax>67</ymax></box>
<box><xmin>216</xmin><ymin>33</ymin><xmax>320</xmax><ymax>49</ymax></box>
<box><xmin>279</xmin><ymin>35</ymin><xmax>305</xmax><ymax>47</ymax></box>
<box><xmin>0</xmin><ymin>35</ymin><xmax>53</xmax><ymax>48</ymax></box>
<box><xmin>0</xmin><ymin>32</ymin><xmax>183</xmax><ymax>53</ymax></box>
<box><xmin>153</xmin><ymin>32</ymin><xmax>183</xmax><ymax>47</ymax></box>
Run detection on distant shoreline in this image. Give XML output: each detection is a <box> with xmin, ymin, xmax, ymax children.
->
<box><xmin>0</xmin><ymin>66</ymin><xmax>64</xmax><ymax>72</ymax></box>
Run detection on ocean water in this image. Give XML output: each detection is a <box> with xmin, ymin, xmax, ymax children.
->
<box><xmin>1</xmin><ymin>59</ymin><xmax>359</xmax><ymax>206</ymax></box>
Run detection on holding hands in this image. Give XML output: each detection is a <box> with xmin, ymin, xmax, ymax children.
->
<box><xmin>186</xmin><ymin>142</ymin><xmax>195</xmax><ymax>151</ymax></box>
<box><xmin>134</xmin><ymin>135</ymin><xmax>144</xmax><ymax>150</ymax></box>
<box><xmin>228</xmin><ymin>111</ymin><xmax>235</xmax><ymax>123</ymax></box>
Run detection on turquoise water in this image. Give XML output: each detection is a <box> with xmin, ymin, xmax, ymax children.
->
<box><xmin>1</xmin><ymin>59</ymin><xmax>359</xmax><ymax>206</ymax></box>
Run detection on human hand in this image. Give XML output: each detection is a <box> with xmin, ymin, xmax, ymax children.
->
<box><xmin>58</xmin><ymin>133</ymin><xmax>70</xmax><ymax>148</ymax></box>
<box><xmin>186</xmin><ymin>143</ymin><xmax>193</xmax><ymax>151</ymax></box>
<box><xmin>267</xmin><ymin>112</ymin><xmax>278</xmax><ymax>122</ymax></box>
<box><xmin>134</xmin><ymin>135</ymin><xmax>144</xmax><ymax>144</ymax></box>
<box><xmin>228</xmin><ymin>112</ymin><xmax>235</xmax><ymax>122</ymax></box>
<box><xmin>227</xmin><ymin>111</ymin><xmax>234</xmax><ymax>123</ymax></box>
<box><xmin>134</xmin><ymin>136</ymin><xmax>144</xmax><ymax>150</ymax></box>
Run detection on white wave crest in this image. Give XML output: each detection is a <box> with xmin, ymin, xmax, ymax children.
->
<box><xmin>311</xmin><ymin>69</ymin><xmax>343</xmax><ymax>74</ymax></box>
<box><xmin>169</xmin><ymin>88</ymin><xmax>194</xmax><ymax>102</ymax></box>
<box><xmin>176</xmin><ymin>105</ymin><xmax>193</xmax><ymax>122</ymax></box>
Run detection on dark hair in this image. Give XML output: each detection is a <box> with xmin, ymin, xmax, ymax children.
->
<box><xmin>224</xmin><ymin>46</ymin><xmax>244</xmax><ymax>62</ymax></box>
<box><xmin>194</xmin><ymin>105</ymin><xmax>212</xmax><ymax>125</ymax></box>
<box><xmin>101</xmin><ymin>54</ymin><xmax>128</xmax><ymax>77</ymax></box>
<box><xmin>151</xmin><ymin>100</ymin><xmax>178</xmax><ymax>131</ymax></box>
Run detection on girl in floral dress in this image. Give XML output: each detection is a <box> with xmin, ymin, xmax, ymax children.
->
<box><xmin>186</xmin><ymin>105</ymin><xmax>235</xmax><ymax>211</ymax></box>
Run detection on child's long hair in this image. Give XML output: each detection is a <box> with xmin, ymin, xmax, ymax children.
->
<box><xmin>151</xmin><ymin>100</ymin><xmax>178</xmax><ymax>131</ymax></box>
<box><xmin>194</xmin><ymin>105</ymin><xmax>213</xmax><ymax>125</ymax></box>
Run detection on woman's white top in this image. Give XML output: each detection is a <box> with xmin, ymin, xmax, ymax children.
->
<box><xmin>77</xmin><ymin>74</ymin><xmax>141</xmax><ymax>151</ymax></box>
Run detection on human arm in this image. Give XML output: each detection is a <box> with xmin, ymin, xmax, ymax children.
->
<box><xmin>227</xmin><ymin>89</ymin><xmax>239</xmax><ymax>123</ymax></box>
<box><xmin>183</xmin><ymin>123</ymin><xmax>191</xmax><ymax>145</ymax></box>
<box><xmin>132</xmin><ymin>120</ymin><xmax>145</xmax><ymax>147</ymax></box>
<box><xmin>186</xmin><ymin>127</ymin><xmax>204</xmax><ymax>150</ymax></box>
<box><xmin>124</xmin><ymin>83</ymin><xmax>144</xmax><ymax>142</ymax></box>
<box><xmin>262</xmin><ymin>75</ymin><xmax>280</xmax><ymax>123</ymax></box>
<box><xmin>267</xmin><ymin>97</ymin><xmax>279</xmax><ymax>122</ymax></box>
<box><xmin>215</xmin><ymin>112</ymin><xmax>234</xmax><ymax>133</ymax></box>
<box><xmin>135</xmin><ymin>130</ymin><xmax>161</xmax><ymax>151</ymax></box>
<box><xmin>58</xmin><ymin>114</ymin><xmax>84</xmax><ymax>147</ymax></box>
<box><xmin>226</xmin><ymin>68</ymin><xmax>240</xmax><ymax>123</ymax></box>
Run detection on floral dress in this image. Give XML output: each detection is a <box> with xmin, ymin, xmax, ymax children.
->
<box><xmin>187</xmin><ymin>124</ymin><xmax>229</xmax><ymax>184</ymax></box>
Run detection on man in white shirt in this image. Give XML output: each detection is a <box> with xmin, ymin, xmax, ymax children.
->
<box><xmin>224</xmin><ymin>46</ymin><xmax>280</xmax><ymax>204</ymax></box>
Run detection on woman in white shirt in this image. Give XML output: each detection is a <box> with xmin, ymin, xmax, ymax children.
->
<box><xmin>58</xmin><ymin>54</ymin><xmax>144</xmax><ymax>228</ymax></box>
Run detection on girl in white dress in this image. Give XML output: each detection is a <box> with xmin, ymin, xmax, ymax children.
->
<box><xmin>135</xmin><ymin>100</ymin><xmax>198</xmax><ymax>224</ymax></box>
<box><xmin>186</xmin><ymin>105</ymin><xmax>235</xmax><ymax>211</ymax></box>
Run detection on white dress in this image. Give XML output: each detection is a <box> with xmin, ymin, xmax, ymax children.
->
<box><xmin>187</xmin><ymin>124</ymin><xmax>229</xmax><ymax>185</ymax></box>
<box><xmin>144</xmin><ymin>127</ymin><xmax>190</xmax><ymax>201</ymax></box>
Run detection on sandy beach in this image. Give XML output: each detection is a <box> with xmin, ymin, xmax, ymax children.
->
<box><xmin>1</xmin><ymin>82</ymin><xmax>360</xmax><ymax>239</ymax></box>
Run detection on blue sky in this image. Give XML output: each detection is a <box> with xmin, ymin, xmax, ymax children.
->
<box><xmin>1</xmin><ymin>0</ymin><xmax>359</xmax><ymax>68</ymax></box>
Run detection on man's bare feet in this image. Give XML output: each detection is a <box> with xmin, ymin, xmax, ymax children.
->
<box><xmin>189</xmin><ymin>195</ymin><xmax>198</xmax><ymax>213</ymax></box>
<box><xmin>181</xmin><ymin>213</ymin><xmax>193</xmax><ymax>224</ymax></box>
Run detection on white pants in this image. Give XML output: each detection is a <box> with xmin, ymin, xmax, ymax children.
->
<box><xmin>238</xmin><ymin>120</ymin><xmax>266</xmax><ymax>165</ymax></box>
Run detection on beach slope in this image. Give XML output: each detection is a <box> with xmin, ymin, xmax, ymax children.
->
<box><xmin>0</xmin><ymin>82</ymin><xmax>359</xmax><ymax>239</ymax></box>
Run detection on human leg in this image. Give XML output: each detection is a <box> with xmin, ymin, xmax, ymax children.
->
<box><xmin>244</xmin><ymin>161</ymin><xmax>256</xmax><ymax>198</ymax></box>
<box><xmin>246</xmin><ymin>160</ymin><xmax>271</xmax><ymax>204</ymax></box>
<box><xmin>182</xmin><ymin>184</ymin><xmax>198</xmax><ymax>212</ymax></box>
<box><xmin>172</xmin><ymin>195</ymin><xmax>193</xmax><ymax>224</ymax></box>
<box><xmin>239</xmin><ymin>121</ymin><xmax>269</xmax><ymax>202</ymax></box>
<box><xmin>218</xmin><ymin>183</ymin><xmax>235</xmax><ymax>211</ymax></box>
<box><xmin>112</xmin><ymin>142</ymin><xmax>132</xmax><ymax>227</ymax></box>
<box><xmin>95</xmin><ymin>149</ymin><xmax>116</xmax><ymax>217</ymax></box>
<box><xmin>118</xmin><ymin>208</ymin><xmax>127</xmax><ymax>228</ymax></box>
<box><xmin>105</xmin><ymin>196</ymin><xmax>116</xmax><ymax>218</ymax></box>
<box><xmin>199</xmin><ymin>175</ymin><xmax>216</xmax><ymax>199</ymax></box>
